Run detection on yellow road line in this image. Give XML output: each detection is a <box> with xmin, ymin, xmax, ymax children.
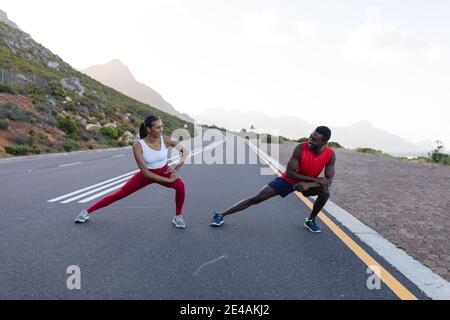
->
<box><xmin>295</xmin><ymin>192</ymin><xmax>417</xmax><ymax>300</ymax></box>
<box><xmin>253</xmin><ymin>143</ymin><xmax>417</xmax><ymax>300</ymax></box>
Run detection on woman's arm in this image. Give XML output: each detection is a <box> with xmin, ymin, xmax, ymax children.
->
<box><xmin>164</xmin><ymin>136</ymin><xmax>190</xmax><ymax>171</ymax></box>
<box><xmin>132</xmin><ymin>143</ymin><xmax>177</xmax><ymax>183</ymax></box>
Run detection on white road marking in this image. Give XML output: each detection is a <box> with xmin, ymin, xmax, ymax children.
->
<box><xmin>47</xmin><ymin>170</ymin><xmax>138</xmax><ymax>203</ymax></box>
<box><xmin>58</xmin><ymin>162</ymin><xmax>82</xmax><ymax>167</ymax></box>
<box><xmin>79</xmin><ymin>182</ymin><xmax>127</xmax><ymax>203</ymax></box>
<box><xmin>61</xmin><ymin>175</ymin><xmax>135</xmax><ymax>203</ymax></box>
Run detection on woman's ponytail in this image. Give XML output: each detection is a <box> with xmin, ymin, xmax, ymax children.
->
<box><xmin>139</xmin><ymin>123</ymin><xmax>147</xmax><ymax>139</ymax></box>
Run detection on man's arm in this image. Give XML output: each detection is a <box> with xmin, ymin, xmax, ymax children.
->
<box><xmin>285</xmin><ymin>144</ymin><xmax>318</xmax><ymax>183</ymax></box>
<box><xmin>324</xmin><ymin>152</ymin><xmax>336</xmax><ymax>186</ymax></box>
<box><xmin>292</xmin><ymin>151</ymin><xmax>336</xmax><ymax>192</ymax></box>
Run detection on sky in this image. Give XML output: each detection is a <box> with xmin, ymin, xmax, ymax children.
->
<box><xmin>2</xmin><ymin>0</ymin><xmax>449</xmax><ymax>147</ymax></box>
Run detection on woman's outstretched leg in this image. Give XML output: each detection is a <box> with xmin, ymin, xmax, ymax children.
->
<box><xmin>87</xmin><ymin>171</ymin><xmax>152</xmax><ymax>213</ymax></box>
<box><xmin>75</xmin><ymin>171</ymin><xmax>152</xmax><ymax>223</ymax></box>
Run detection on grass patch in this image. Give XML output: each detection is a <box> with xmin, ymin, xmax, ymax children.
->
<box><xmin>355</xmin><ymin>147</ymin><xmax>385</xmax><ymax>156</ymax></box>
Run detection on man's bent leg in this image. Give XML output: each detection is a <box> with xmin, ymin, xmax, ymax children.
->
<box><xmin>302</xmin><ymin>187</ymin><xmax>331</xmax><ymax>220</ymax></box>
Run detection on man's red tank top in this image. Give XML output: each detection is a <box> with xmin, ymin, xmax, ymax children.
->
<box><xmin>281</xmin><ymin>143</ymin><xmax>334</xmax><ymax>185</ymax></box>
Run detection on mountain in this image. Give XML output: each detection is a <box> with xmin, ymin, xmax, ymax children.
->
<box><xmin>193</xmin><ymin>108</ymin><xmax>433</xmax><ymax>155</ymax></box>
<box><xmin>194</xmin><ymin>108</ymin><xmax>314</xmax><ymax>139</ymax></box>
<box><xmin>0</xmin><ymin>9</ymin><xmax>20</xmax><ymax>30</ymax></box>
<box><xmin>0</xmin><ymin>12</ymin><xmax>193</xmax><ymax>157</ymax></box>
<box><xmin>82</xmin><ymin>60</ymin><xmax>194</xmax><ymax>123</ymax></box>
<box><xmin>330</xmin><ymin>121</ymin><xmax>433</xmax><ymax>155</ymax></box>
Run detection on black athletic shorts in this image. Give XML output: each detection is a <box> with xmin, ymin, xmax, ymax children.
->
<box><xmin>267</xmin><ymin>177</ymin><xmax>295</xmax><ymax>198</ymax></box>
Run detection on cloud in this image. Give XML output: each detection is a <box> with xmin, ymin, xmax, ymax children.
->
<box><xmin>342</xmin><ymin>7</ymin><xmax>440</xmax><ymax>63</ymax></box>
<box><xmin>242</xmin><ymin>11</ymin><xmax>315</xmax><ymax>45</ymax></box>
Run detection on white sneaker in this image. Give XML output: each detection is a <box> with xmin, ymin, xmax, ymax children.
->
<box><xmin>172</xmin><ymin>215</ymin><xmax>186</xmax><ymax>229</ymax></box>
<box><xmin>74</xmin><ymin>209</ymin><xmax>90</xmax><ymax>224</ymax></box>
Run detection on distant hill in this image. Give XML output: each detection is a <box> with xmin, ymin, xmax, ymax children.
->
<box><xmin>330</xmin><ymin>121</ymin><xmax>433</xmax><ymax>156</ymax></box>
<box><xmin>0</xmin><ymin>12</ymin><xmax>193</xmax><ymax>157</ymax></box>
<box><xmin>194</xmin><ymin>108</ymin><xmax>434</xmax><ymax>155</ymax></box>
<box><xmin>82</xmin><ymin>60</ymin><xmax>194</xmax><ymax>123</ymax></box>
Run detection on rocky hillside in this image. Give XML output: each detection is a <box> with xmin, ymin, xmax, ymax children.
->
<box><xmin>0</xmin><ymin>16</ymin><xmax>193</xmax><ymax>157</ymax></box>
<box><xmin>0</xmin><ymin>9</ymin><xmax>19</xmax><ymax>30</ymax></box>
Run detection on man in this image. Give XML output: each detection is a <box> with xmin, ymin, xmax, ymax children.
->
<box><xmin>210</xmin><ymin>126</ymin><xmax>336</xmax><ymax>233</ymax></box>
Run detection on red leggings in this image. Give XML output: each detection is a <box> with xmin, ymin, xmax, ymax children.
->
<box><xmin>86</xmin><ymin>165</ymin><xmax>185</xmax><ymax>215</ymax></box>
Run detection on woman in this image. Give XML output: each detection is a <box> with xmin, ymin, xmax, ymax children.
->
<box><xmin>74</xmin><ymin>115</ymin><xmax>190</xmax><ymax>229</ymax></box>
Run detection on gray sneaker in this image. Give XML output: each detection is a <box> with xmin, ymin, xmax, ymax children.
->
<box><xmin>74</xmin><ymin>209</ymin><xmax>90</xmax><ymax>224</ymax></box>
<box><xmin>172</xmin><ymin>215</ymin><xmax>186</xmax><ymax>229</ymax></box>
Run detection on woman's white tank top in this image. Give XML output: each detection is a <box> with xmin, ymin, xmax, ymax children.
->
<box><xmin>139</xmin><ymin>135</ymin><xmax>168</xmax><ymax>169</ymax></box>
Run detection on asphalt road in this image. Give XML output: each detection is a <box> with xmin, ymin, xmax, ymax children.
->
<box><xmin>0</xmin><ymin>131</ymin><xmax>428</xmax><ymax>299</ymax></box>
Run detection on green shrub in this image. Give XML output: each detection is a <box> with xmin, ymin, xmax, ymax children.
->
<box><xmin>5</xmin><ymin>144</ymin><xmax>31</xmax><ymax>155</ymax></box>
<box><xmin>0</xmin><ymin>119</ymin><xmax>9</xmax><ymax>130</ymax></box>
<box><xmin>57</xmin><ymin>115</ymin><xmax>78</xmax><ymax>134</ymax></box>
<box><xmin>31</xmin><ymin>93</ymin><xmax>44</xmax><ymax>105</ymax></box>
<box><xmin>80</xmin><ymin>132</ymin><xmax>90</xmax><ymax>142</ymax></box>
<box><xmin>30</xmin><ymin>117</ymin><xmax>39</xmax><ymax>124</ymax></box>
<box><xmin>78</xmin><ymin>95</ymin><xmax>94</xmax><ymax>106</ymax></box>
<box><xmin>106</xmin><ymin>139</ymin><xmax>119</xmax><ymax>147</ymax></box>
<box><xmin>328</xmin><ymin>142</ymin><xmax>343</xmax><ymax>149</ymax></box>
<box><xmin>429</xmin><ymin>140</ymin><xmax>449</xmax><ymax>165</ymax></box>
<box><xmin>0</xmin><ymin>102</ymin><xmax>27</xmax><ymax>121</ymax></box>
<box><xmin>439</xmin><ymin>155</ymin><xmax>449</xmax><ymax>165</ymax></box>
<box><xmin>63</xmin><ymin>102</ymin><xmax>76</xmax><ymax>112</ymax></box>
<box><xmin>36</xmin><ymin>99</ymin><xmax>56</xmax><ymax>113</ymax></box>
<box><xmin>99</xmin><ymin>143</ymin><xmax>111</xmax><ymax>149</ymax></box>
<box><xmin>296</xmin><ymin>137</ymin><xmax>308</xmax><ymax>143</ymax></box>
<box><xmin>90</xmin><ymin>111</ymin><xmax>105</xmax><ymax>121</ymax></box>
<box><xmin>48</xmin><ymin>81</ymin><xmax>66</xmax><ymax>98</ymax></box>
<box><xmin>117</xmin><ymin>124</ymin><xmax>136</xmax><ymax>136</ymax></box>
<box><xmin>63</xmin><ymin>139</ymin><xmax>80</xmax><ymax>152</ymax></box>
<box><xmin>117</xmin><ymin>141</ymin><xmax>128</xmax><ymax>147</ymax></box>
<box><xmin>0</xmin><ymin>84</ymin><xmax>17</xmax><ymax>95</ymax></box>
<box><xmin>39</xmin><ymin>132</ymin><xmax>49</xmax><ymax>141</ymax></box>
<box><xmin>31</xmin><ymin>145</ymin><xmax>41</xmax><ymax>154</ymax></box>
<box><xmin>100</xmin><ymin>126</ymin><xmax>118</xmax><ymax>139</ymax></box>
<box><xmin>356</xmin><ymin>147</ymin><xmax>384</xmax><ymax>156</ymax></box>
<box><xmin>25</xmin><ymin>84</ymin><xmax>44</xmax><ymax>104</ymax></box>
